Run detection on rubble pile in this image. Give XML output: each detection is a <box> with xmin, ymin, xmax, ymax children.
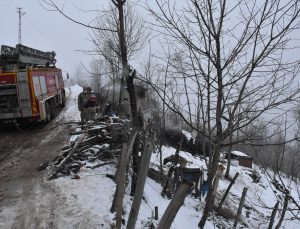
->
<box><xmin>38</xmin><ymin>118</ymin><xmax>128</xmax><ymax>180</ymax></box>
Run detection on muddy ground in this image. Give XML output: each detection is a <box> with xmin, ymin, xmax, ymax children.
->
<box><xmin>0</xmin><ymin>86</ymin><xmax>84</xmax><ymax>229</ymax></box>
<box><xmin>0</xmin><ymin>119</ymin><xmax>76</xmax><ymax>229</ymax></box>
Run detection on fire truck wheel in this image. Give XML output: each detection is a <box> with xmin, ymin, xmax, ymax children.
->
<box><xmin>50</xmin><ymin>100</ymin><xmax>58</xmax><ymax>118</ymax></box>
<box><xmin>45</xmin><ymin>102</ymin><xmax>51</xmax><ymax>123</ymax></box>
<box><xmin>61</xmin><ymin>90</ymin><xmax>66</xmax><ymax>107</ymax></box>
<box><xmin>61</xmin><ymin>97</ymin><xmax>65</xmax><ymax>107</ymax></box>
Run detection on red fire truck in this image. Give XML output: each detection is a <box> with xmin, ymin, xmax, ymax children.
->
<box><xmin>0</xmin><ymin>44</ymin><xmax>65</xmax><ymax>123</ymax></box>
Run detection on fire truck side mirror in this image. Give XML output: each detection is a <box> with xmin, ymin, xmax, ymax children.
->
<box><xmin>67</xmin><ymin>73</ymin><xmax>69</xmax><ymax>79</ymax></box>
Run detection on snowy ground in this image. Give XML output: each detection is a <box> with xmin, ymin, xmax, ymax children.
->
<box><xmin>58</xmin><ymin>84</ymin><xmax>82</xmax><ymax>122</ymax></box>
<box><xmin>1</xmin><ymin>84</ymin><xmax>299</xmax><ymax>229</ymax></box>
<box><xmin>50</xmin><ymin>85</ymin><xmax>300</xmax><ymax>228</ymax></box>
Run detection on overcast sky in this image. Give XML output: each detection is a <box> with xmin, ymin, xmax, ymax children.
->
<box><xmin>0</xmin><ymin>0</ymin><xmax>114</xmax><ymax>77</ymax></box>
<box><xmin>1</xmin><ymin>0</ymin><xmax>299</xmax><ymax>136</ymax></box>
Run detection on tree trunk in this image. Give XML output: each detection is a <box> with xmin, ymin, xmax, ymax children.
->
<box><xmin>268</xmin><ymin>201</ymin><xmax>279</xmax><ymax>229</ymax></box>
<box><xmin>126</xmin><ymin>69</ymin><xmax>138</xmax><ymax>125</ymax></box>
<box><xmin>172</xmin><ymin>146</ymin><xmax>180</xmax><ymax>192</ymax></box>
<box><xmin>116</xmin><ymin>0</ymin><xmax>127</xmax><ymax>105</ymax></box>
<box><xmin>116</xmin><ymin>0</ymin><xmax>138</xmax><ymax>126</ymax></box>
<box><xmin>199</xmin><ymin>34</ymin><xmax>224</xmax><ymax>228</ymax></box>
<box><xmin>159</xmin><ymin>142</ymin><xmax>164</xmax><ymax>183</ymax></box>
<box><xmin>274</xmin><ymin>194</ymin><xmax>289</xmax><ymax>229</ymax></box>
<box><xmin>130</xmin><ymin>133</ymin><xmax>141</xmax><ymax>196</ymax></box>
<box><xmin>198</xmin><ymin>149</ymin><xmax>221</xmax><ymax>228</ymax></box>
<box><xmin>159</xmin><ymin>125</ymin><xmax>165</xmax><ymax>183</ymax></box>
<box><xmin>162</xmin><ymin>166</ymin><xmax>175</xmax><ymax>197</ymax></box>
<box><xmin>225</xmin><ymin>136</ymin><xmax>232</xmax><ymax>178</ymax></box>
<box><xmin>225</xmin><ymin>112</ymin><xmax>233</xmax><ymax>178</ymax></box>
<box><xmin>211</xmin><ymin>171</ymin><xmax>221</xmax><ymax>203</ymax></box>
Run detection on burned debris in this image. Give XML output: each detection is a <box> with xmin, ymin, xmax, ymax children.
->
<box><xmin>38</xmin><ymin>120</ymin><xmax>127</xmax><ymax>180</ymax></box>
<box><xmin>161</xmin><ymin>127</ymin><xmax>209</xmax><ymax>156</ymax></box>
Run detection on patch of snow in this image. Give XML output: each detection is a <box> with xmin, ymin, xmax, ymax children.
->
<box><xmin>70</xmin><ymin>134</ymin><xmax>80</xmax><ymax>143</ymax></box>
<box><xmin>58</xmin><ymin>84</ymin><xmax>82</xmax><ymax>122</ymax></box>
<box><xmin>182</xmin><ymin>130</ymin><xmax>192</xmax><ymax>140</ymax></box>
<box><xmin>54</xmin><ymin>164</ymin><xmax>116</xmax><ymax>228</ymax></box>
<box><xmin>51</xmin><ymin>91</ymin><xmax>300</xmax><ymax>229</ymax></box>
<box><xmin>231</xmin><ymin>150</ymin><xmax>249</xmax><ymax>157</ymax></box>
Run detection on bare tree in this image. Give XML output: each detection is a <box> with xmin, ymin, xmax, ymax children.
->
<box><xmin>89</xmin><ymin>1</ymin><xmax>149</xmax><ymax>104</ymax></box>
<box><xmin>143</xmin><ymin>0</ymin><xmax>300</xmax><ymax>227</ymax></box>
<box><xmin>92</xmin><ymin>1</ymin><xmax>148</xmax><ymax>61</ymax></box>
<box><xmin>40</xmin><ymin>0</ymin><xmax>149</xmax><ymax>122</ymax></box>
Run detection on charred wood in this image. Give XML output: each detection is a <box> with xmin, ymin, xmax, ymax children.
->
<box><xmin>48</xmin><ymin>133</ymin><xmax>86</xmax><ymax>180</ymax></box>
<box><xmin>161</xmin><ymin>127</ymin><xmax>208</xmax><ymax>156</ymax></box>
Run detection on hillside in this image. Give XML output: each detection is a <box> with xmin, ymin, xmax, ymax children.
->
<box><xmin>1</xmin><ymin>84</ymin><xmax>298</xmax><ymax>229</ymax></box>
<box><xmin>48</xmin><ymin>85</ymin><xmax>300</xmax><ymax>229</ymax></box>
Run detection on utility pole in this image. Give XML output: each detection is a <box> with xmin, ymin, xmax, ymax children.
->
<box><xmin>17</xmin><ymin>7</ymin><xmax>25</xmax><ymax>44</ymax></box>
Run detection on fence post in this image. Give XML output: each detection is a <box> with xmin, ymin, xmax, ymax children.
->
<box><xmin>155</xmin><ymin>206</ymin><xmax>158</xmax><ymax>220</ymax></box>
<box><xmin>218</xmin><ymin>172</ymin><xmax>239</xmax><ymax>210</ymax></box>
<box><xmin>233</xmin><ymin>187</ymin><xmax>248</xmax><ymax>228</ymax></box>
<box><xmin>157</xmin><ymin>183</ymin><xmax>191</xmax><ymax>229</ymax></box>
<box><xmin>126</xmin><ymin>135</ymin><xmax>154</xmax><ymax>229</ymax></box>
<box><xmin>111</xmin><ymin>129</ymin><xmax>139</xmax><ymax>229</ymax></box>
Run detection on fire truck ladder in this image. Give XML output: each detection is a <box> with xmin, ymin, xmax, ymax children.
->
<box><xmin>0</xmin><ymin>44</ymin><xmax>56</xmax><ymax>69</ymax></box>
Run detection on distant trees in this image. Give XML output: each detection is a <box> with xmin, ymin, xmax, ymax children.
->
<box><xmin>234</xmin><ymin>115</ymin><xmax>300</xmax><ymax>225</ymax></box>
<box><xmin>237</xmin><ymin>119</ymin><xmax>300</xmax><ymax>182</ymax></box>
<box><xmin>144</xmin><ymin>0</ymin><xmax>300</xmax><ymax>227</ymax></box>
<box><xmin>72</xmin><ymin>65</ymin><xmax>89</xmax><ymax>88</ymax></box>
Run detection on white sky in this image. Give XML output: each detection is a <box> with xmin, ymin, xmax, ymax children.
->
<box><xmin>0</xmin><ymin>0</ymin><xmax>111</xmax><ymax>77</ymax></box>
<box><xmin>3</xmin><ymin>0</ymin><xmax>298</xmax><ymax>77</ymax></box>
<box><xmin>1</xmin><ymin>0</ymin><xmax>299</xmax><ymax>133</ymax></box>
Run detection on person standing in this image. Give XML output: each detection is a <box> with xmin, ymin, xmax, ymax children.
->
<box><xmin>85</xmin><ymin>87</ymin><xmax>97</xmax><ymax>121</ymax></box>
<box><xmin>78</xmin><ymin>87</ymin><xmax>87</xmax><ymax>123</ymax></box>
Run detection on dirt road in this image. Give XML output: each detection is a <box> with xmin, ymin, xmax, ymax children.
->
<box><xmin>0</xmin><ymin>84</ymin><xmax>82</xmax><ymax>229</ymax></box>
<box><xmin>0</xmin><ymin>86</ymin><xmax>106</xmax><ymax>229</ymax></box>
<box><xmin>0</xmin><ymin>120</ymin><xmax>75</xmax><ymax>229</ymax></box>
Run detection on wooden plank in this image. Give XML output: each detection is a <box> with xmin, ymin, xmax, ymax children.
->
<box><xmin>157</xmin><ymin>183</ymin><xmax>191</xmax><ymax>229</ymax></box>
<box><xmin>110</xmin><ymin>129</ymin><xmax>139</xmax><ymax>229</ymax></box>
<box><xmin>48</xmin><ymin>132</ymin><xmax>86</xmax><ymax>180</ymax></box>
<box><xmin>114</xmin><ymin>142</ymin><xmax>129</xmax><ymax>229</ymax></box>
<box><xmin>147</xmin><ymin>168</ymin><xmax>167</xmax><ymax>185</ymax></box>
<box><xmin>233</xmin><ymin>187</ymin><xmax>248</xmax><ymax>228</ymax></box>
<box><xmin>126</xmin><ymin>136</ymin><xmax>154</xmax><ymax>229</ymax></box>
<box><xmin>218</xmin><ymin>172</ymin><xmax>239</xmax><ymax>210</ymax></box>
